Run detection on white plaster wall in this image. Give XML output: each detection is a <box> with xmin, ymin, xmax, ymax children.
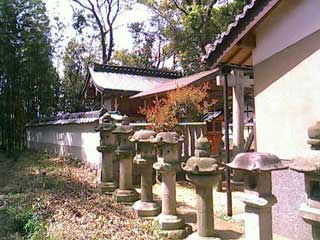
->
<box><xmin>254</xmin><ymin>28</ymin><xmax>320</xmax><ymax>240</ymax></box>
<box><xmin>254</xmin><ymin>30</ymin><xmax>320</xmax><ymax>159</ymax></box>
<box><xmin>253</xmin><ymin>0</ymin><xmax>320</xmax><ymax>65</ymax></box>
<box><xmin>26</xmin><ymin>122</ymin><xmax>101</xmax><ymax>168</ymax></box>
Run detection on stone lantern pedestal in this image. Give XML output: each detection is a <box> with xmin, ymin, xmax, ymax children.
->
<box><xmin>96</xmin><ymin>113</ymin><xmax>117</xmax><ymax>194</ymax></box>
<box><xmin>290</xmin><ymin>121</ymin><xmax>320</xmax><ymax>239</ymax></box>
<box><xmin>226</xmin><ymin>152</ymin><xmax>288</xmax><ymax>240</ymax></box>
<box><xmin>152</xmin><ymin>132</ymin><xmax>189</xmax><ymax>238</ymax></box>
<box><xmin>113</xmin><ymin>119</ymin><xmax>139</xmax><ymax>203</ymax></box>
<box><xmin>129</xmin><ymin>130</ymin><xmax>160</xmax><ymax>217</ymax></box>
<box><xmin>182</xmin><ymin>136</ymin><xmax>224</xmax><ymax>239</ymax></box>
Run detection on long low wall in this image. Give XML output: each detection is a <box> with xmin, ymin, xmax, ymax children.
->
<box><xmin>26</xmin><ymin>111</ymin><xmax>208</xmax><ymax>172</ymax></box>
<box><xmin>26</xmin><ymin>112</ymin><xmax>101</xmax><ymax>169</ymax></box>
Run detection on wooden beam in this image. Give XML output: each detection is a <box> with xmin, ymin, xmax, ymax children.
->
<box><xmin>216</xmin><ymin>73</ymin><xmax>254</xmax><ymax>87</ymax></box>
<box><xmin>239</xmin><ymin>51</ymin><xmax>252</xmax><ymax>66</ymax></box>
<box><xmin>224</xmin><ymin>47</ymin><xmax>242</xmax><ymax>63</ymax></box>
<box><xmin>237</xmin><ymin>33</ymin><xmax>256</xmax><ymax>49</ymax></box>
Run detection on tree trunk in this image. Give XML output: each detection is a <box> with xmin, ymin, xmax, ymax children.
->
<box><xmin>106</xmin><ymin>27</ymin><xmax>113</xmax><ymax>63</ymax></box>
<box><xmin>101</xmin><ymin>31</ymin><xmax>107</xmax><ymax>64</ymax></box>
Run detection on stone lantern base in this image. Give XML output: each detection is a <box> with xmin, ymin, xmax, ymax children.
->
<box><xmin>133</xmin><ymin>200</ymin><xmax>161</xmax><ymax>218</ymax></box>
<box><xmin>186</xmin><ymin>232</ymin><xmax>221</xmax><ymax>240</ymax></box>
<box><xmin>97</xmin><ymin>182</ymin><xmax>117</xmax><ymax>194</ymax></box>
<box><xmin>299</xmin><ymin>203</ymin><xmax>320</xmax><ymax>239</ymax></box>
<box><xmin>157</xmin><ymin>214</ymin><xmax>185</xmax><ymax>230</ymax></box>
<box><xmin>158</xmin><ymin>224</ymin><xmax>192</xmax><ymax>240</ymax></box>
<box><xmin>114</xmin><ymin>189</ymin><xmax>139</xmax><ymax>203</ymax></box>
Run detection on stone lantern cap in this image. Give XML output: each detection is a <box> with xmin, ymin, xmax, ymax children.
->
<box><xmin>181</xmin><ymin>156</ymin><xmax>223</xmax><ymax>175</ymax></box>
<box><xmin>290</xmin><ymin>154</ymin><xmax>320</xmax><ymax>173</ymax></box>
<box><xmin>308</xmin><ymin>121</ymin><xmax>320</xmax><ymax>148</ymax></box>
<box><xmin>129</xmin><ymin>130</ymin><xmax>156</xmax><ymax>142</ymax></box>
<box><xmin>151</xmin><ymin>132</ymin><xmax>183</xmax><ymax>144</ymax></box>
<box><xmin>181</xmin><ymin>136</ymin><xmax>224</xmax><ymax>175</ymax></box>
<box><xmin>95</xmin><ymin>122</ymin><xmax>115</xmax><ymax>131</ymax></box>
<box><xmin>226</xmin><ymin>152</ymin><xmax>289</xmax><ymax>172</ymax></box>
<box><xmin>112</xmin><ymin>125</ymin><xmax>133</xmax><ymax>134</ymax></box>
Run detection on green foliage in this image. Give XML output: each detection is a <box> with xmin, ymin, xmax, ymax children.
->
<box><xmin>136</xmin><ymin>0</ymin><xmax>249</xmax><ymax>74</ymax></box>
<box><xmin>59</xmin><ymin>38</ymin><xmax>97</xmax><ymax>113</ymax></box>
<box><xmin>71</xmin><ymin>0</ymin><xmax>131</xmax><ymax>63</ymax></box>
<box><xmin>112</xmin><ymin>22</ymin><xmax>159</xmax><ymax>68</ymax></box>
<box><xmin>1</xmin><ymin>204</ymin><xmax>47</xmax><ymax>239</ymax></box>
<box><xmin>0</xmin><ymin>0</ymin><xmax>59</xmax><ymax>153</ymax></box>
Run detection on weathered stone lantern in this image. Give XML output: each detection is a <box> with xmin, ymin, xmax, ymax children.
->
<box><xmin>290</xmin><ymin>121</ymin><xmax>320</xmax><ymax>239</ymax></box>
<box><xmin>96</xmin><ymin>113</ymin><xmax>117</xmax><ymax>193</ymax></box>
<box><xmin>152</xmin><ymin>132</ymin><xmax>188</xmax><ymax>237</ymax></box>
<box><xmin>181</xmin><ymin>136</ymin><xmax>224</xmax><ymax>239</ymax></box>
<box><xmin>226</xmin><ymin>152</ymin><xmax>288</xmax><ymax>240</ymax></box>
<box><xmin>112</xmin><ymin>118</ymin><xmax>139</xmax><ymax>203</ymax></box>
<box><xmin>129</xmin><ymin>130</ymin><xmax>161</xmax><ymax>217</ymax></box>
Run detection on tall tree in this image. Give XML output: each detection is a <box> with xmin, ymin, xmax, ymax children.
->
<box><xmin>60</xmin><ymin>38</ymin><xmax>97</xmax><ymax>113</ymax></box>
<box><xmin>137</xmin><ymin>0</ymin><xmax>249</xmax><ymax>74</ymax></box>
<box><xmin>112</xmin><ymin>22</ymin><xmax>158</xmax><ymax>68</ymax></box>
<box><xmin>0</xmin><ymin>0</ymin><xmax>59</xmax><ymax>153</ymax></box>
<box><xmin>71</xmin><ymin>0</ymin><xmax>129</xmax><ymax>64</ymax></box>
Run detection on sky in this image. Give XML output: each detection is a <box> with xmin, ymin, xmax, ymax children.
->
<box><xmin>45</xmin><ymin>0</ymin><xmax>151</xmax><ymax>68</ymax></box>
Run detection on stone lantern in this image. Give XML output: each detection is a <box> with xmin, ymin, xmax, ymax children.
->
<box><xmin>112</xmin><ymin>118</ymin><xmax>139</xmax><ymax>203</ymax></box>
<box><xmin>96</xmin><ymin>113</ymin><xmax>117</xmax><ymax>193</ymax></box>
<box><xmin>129</xmin><ymin>130</ymin><xmax>161</xmax><ymax>217</ymax></box>
<box><xmin>226</xmin><ymin>152</ymin><xmax>288</xmax><ymax>240</ymax></box>
<box><xmin>181</xmin><ymin>136</ymin><xmax>224</xmax><ymax>239</ymax></box>
<box><xmin>290</xmin><ymin>121</ymin><xmax>320</xmax><ymax>239</ymax></box>
<box><xmin>152</xmin><ymin>132</ymin><xmax>188</xmax><ymax>237</ymax></box>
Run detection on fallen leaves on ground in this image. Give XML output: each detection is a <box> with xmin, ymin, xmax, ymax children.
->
<box><xmin>0</xmin><ymin>152</ymin><xmax>159</xmax><ymax>240</ymax></box>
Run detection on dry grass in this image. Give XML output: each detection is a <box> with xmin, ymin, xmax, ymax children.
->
<box><xmin>0</xmin><ymin>152</ymin><xmax>158</xmax><ymax>240</ymax></box>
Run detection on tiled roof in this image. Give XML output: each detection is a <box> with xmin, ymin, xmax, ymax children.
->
<box><xmin>203</xmin><ymin>0</ymin><xmax>279</xmax><ymax>66</ymax></box>
<box><xmin>82</xmin><ymin>63</ymin><xmax>181</xmax><ymax>94</ymax></box>
<box><xmin>93</xmin><ymin>63</ymin><xmax>182</xmax><ymax>79</ymax></box>
<box><xmin>26</xmin><ymin>111</ymin><xmax>101</xmax><ymax>127</ymax></box>
<box><xmin>130</xmin><ymin>68</ymin><xmax>219</xmax><ymax>99</ymax></box>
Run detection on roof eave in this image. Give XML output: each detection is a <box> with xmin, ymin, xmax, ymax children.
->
<box><xmin>203</xmin><ymin>0</ymin><xmax>281</xmax><ymax>67</ymax></box>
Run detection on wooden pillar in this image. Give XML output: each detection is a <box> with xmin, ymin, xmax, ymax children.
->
<box><xmin>232</xmin><ymin>70</ymin><xmax>245</xmax><ymax>155</ymax></box>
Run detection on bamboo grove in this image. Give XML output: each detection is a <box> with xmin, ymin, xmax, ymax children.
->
<box><xmin>0</xmin><ymin>0</ymin><xmax>59</xmax><ymax>154</ymax></box>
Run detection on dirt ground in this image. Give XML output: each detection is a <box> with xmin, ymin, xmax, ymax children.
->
<box><xmin>0</xmin><ymin>152</ymin><xmax>289</xmax><ymax>240</ymax></box>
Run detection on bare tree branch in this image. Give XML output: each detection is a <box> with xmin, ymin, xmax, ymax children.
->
<box><xmin>72</xmin><ymin>0</ymin><xmax>92</xmax><ymax>11</ymax></box>
<box><xmin>172</xmin><ymin>0</ymin><xmax>189</xmax><ymax>15</ymax></box>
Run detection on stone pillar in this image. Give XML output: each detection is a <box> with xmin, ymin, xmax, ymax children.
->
<box><xmin>290</xmin><ymin>121</ymin><xmax>320</xmax><ymax>240</ymax></box>
<box><xmin>113</xmin><ymin>120</ymin><xmax>139</xmax><ymax>203</ymax></box>
<box><xmin>226</xmin><ymin>152</ymin><xmax>288</xmax><ymax>240</ymax></box>
<box><xmin>152</xmin><ymin>132</ymin><xmax>189</xmax><ymax>238</ymax></box>
<box><xmin>242</xmin><ymin>172</ymin><xmax>276</xmax><ymax>240</ymax></box>
<box><xmin>130</xmin><ymin>130</ymin><xmax>160</xmax><ymax>217</ymax></box>
<box><xmin>182</xmin><ymin>136</ymin><xmax>223</xmax><ymax>239</ymax></box>
<box><xmin>96</xmin><ymin>113</ymin><xmax>117</xmax><ymax>193</ymax></box>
